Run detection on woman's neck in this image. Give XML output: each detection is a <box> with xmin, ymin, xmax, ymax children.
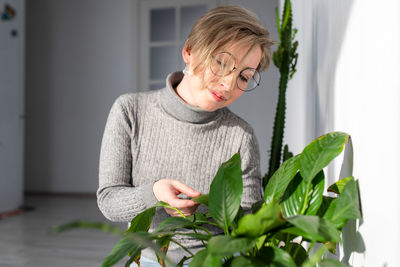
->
<box><xmin>160</xmin><ymin>72</ymin><xmax>219</xmax><ymax>124</ymax></box>
<box><xmin>176</xmin><ymin>74</ymin><xmax>197</xmax><ymax>108</ymax></box>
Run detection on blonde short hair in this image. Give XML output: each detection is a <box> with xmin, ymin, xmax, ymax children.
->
<box><xmin>186</xmin><ymin>5</ymin><xmax>274</xmax><ymax>73</ymax></box>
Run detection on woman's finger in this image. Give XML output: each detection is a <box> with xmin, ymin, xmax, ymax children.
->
<box><xmin>172</xmin><ymin>180</ymin><xmax>201</xmax><ymax>198</ymax></box>
<box><xmin>168</xmin><ymin>198</ymin><xmax>197</xmax><ymax>209</ymax></box>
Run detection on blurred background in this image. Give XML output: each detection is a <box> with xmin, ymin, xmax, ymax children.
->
<box><xmin>1</xmin><ymin>0</ymin><xmax>399</xmax><ymax>266</ymax></box>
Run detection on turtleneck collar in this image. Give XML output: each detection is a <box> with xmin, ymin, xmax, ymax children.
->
<box><xmin>159</xmin><ymin>72</ymin><xmax>221</xmax><ymax>124</ymax></box>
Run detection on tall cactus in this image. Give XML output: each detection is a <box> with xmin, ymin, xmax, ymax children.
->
<box><xmin>263</xmin><ymin>0</ymin><xmax>298</xmax><ymax>187</ymax></box>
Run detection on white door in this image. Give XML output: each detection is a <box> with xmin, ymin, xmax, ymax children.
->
<box><xmin>0</xmin><ymin>0</ymin><xmax>24</xmax><ymax>212</ymax></box>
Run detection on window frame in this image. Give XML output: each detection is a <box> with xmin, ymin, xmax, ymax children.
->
<box><xmin>138</xmin><ymin>0</ymin><xmax>216</xmax><ymax>91</ymax></box>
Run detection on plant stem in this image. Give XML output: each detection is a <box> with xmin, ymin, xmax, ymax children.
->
<box><xmin>171</xmin><ymin>240</ymin><xmax>195</xmax><ymax>257</ymax></box>
<box><xmin>292</xmin><ymin>238</ymin><xmax>302</xmax><ymax>259</ymax></box>
<box><xmin>224</xmin><ymin>224</ymin><xmax>230</xmax><ymax>236</ymax></box>
<box><xmin>196</xmin><ymin>226</ymin><xmax>212</xmax><ymax>236</ymax></box>
<box><xmin>307</xmin><ymin>242</ymin><xmax>315</xmax><ymax>254</ymax></box>
<box><xmin>285</xmin><ymin>234</ymin><xmax>290</xmax><ymax>252</ymax></box>
<box><xmin>193</xmin><ymin>228</ymin><xmax>206</xmax><ymax>247</ymax></box>
<box><xmin>158</xmin><ymin>202</ymin><xmax>186</xmax><ymax>218</ymax></box>
<box><xmin>202</xmin><ymin>221</ymin><xmax>219</xmax><ymax>227</ymax></box>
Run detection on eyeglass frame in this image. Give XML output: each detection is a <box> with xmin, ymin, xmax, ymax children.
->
<box><xmin>209</xmin><ymin>51</ymin><xmax>261</xmax><ymax>92</ymax></box>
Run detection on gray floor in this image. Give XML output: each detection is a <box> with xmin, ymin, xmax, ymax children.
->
<box><xmin>0</xmin><ymin>195</ymin><xmax>127</xmax><ymax>267</ymax></box>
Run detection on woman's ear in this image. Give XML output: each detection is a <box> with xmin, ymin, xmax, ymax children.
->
<box><xmin>182</xmin><ymin>45</ymin><xmax>192</xmax><ymax>64</ymax></box>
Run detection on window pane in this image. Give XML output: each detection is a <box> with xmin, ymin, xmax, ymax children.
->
<box><xmin>150</xmin><ymin>46</ymin><xmax>177</xmax><ymax>80</ymax></box>
<box><xmin>151</xmin><ymin>8</ymin><xmax>176</xmax><ymax>42</ymax></box>
<box><xmin>180</xmin><ymin>5</ymin><xmax>206</xmax><ymax>41</ymax></box>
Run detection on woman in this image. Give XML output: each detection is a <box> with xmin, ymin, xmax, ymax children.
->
<box><xmin>97</xmin><ymin>5</ymin><xmax>273</xmax><ymax>266</ymax></box>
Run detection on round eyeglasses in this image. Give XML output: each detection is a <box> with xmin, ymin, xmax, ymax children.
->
<box><xmin>210</xmin><ymin>52</ymin><xmax>261</xmax><ymax>92</ymax></box>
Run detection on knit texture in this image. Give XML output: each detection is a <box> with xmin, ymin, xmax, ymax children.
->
<box><xmin>97</xmin><ymin>72</ymin><xmax>262</xmax><ymax>263</ymax></box>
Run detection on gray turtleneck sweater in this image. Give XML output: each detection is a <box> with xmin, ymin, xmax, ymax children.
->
<box><xmin>97</xmin><ymin>72</ymin><xmax>262</xmax><ymax>263</ymax></box>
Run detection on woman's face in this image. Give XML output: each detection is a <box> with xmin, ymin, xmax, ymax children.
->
<box><xmin>179</xmin><ymin>43</ymin><xmax>262</xmax><ymax>112</ymax></box>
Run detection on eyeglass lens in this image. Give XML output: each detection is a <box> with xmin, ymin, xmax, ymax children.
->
<box><xmin>210</xmin><ymin>52</ymin><xmax>260</xmax><ymax>91</ymax></box>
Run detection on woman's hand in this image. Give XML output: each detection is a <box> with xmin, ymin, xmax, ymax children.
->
<box><xmin>153</xmin><ymin>179</ymin><xmax>201</xmax><ymax>217</ymax></box>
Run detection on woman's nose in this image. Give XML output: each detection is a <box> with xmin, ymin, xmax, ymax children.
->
<box><xmin>220</xmin><ymin>72</ymin><xmax>237</xmax><ymax>92</ymax></box>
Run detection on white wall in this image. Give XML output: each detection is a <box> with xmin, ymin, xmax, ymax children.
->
<box><xmin>25</xmin><ymin>0</ymin><xmax>138</xmax><ymax>193</ymax></box>
<box><xmin>334</xmin><ymin>1</ymin><xmax>400</xmax><ymax>266</ymax></box>
<box><xmin>0</xmin><ymin>0</ymin><xmax>25</xmax><ymax>212</ymax></box>
<box><xmin>287</xmin><ymin>0</ymin><xmax>400</xmax><ymax>266</ymax></box>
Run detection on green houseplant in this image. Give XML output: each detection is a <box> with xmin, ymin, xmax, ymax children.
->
<box><xmin>53</xmin><ymin>132</ymin><xmax>362</xmax><ymax>267</ymax></box>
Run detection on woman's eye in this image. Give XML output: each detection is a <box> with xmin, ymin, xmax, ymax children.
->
<box><xmin>239</xmin><ymin>74</ymin><xmax>249</xmax><ymax>83</ymax></box>
<box><xmin>217</xmin><ymin>60</ymin><xmax>228</xmax><ymax>69</ymax></box>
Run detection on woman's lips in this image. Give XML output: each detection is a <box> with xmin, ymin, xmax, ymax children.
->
<box><xmin>208</xmin><ymin>89</ymin><xmax>226</xmax><ymax>102</ymax></box>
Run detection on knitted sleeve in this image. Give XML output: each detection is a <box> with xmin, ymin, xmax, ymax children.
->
<box><xmin>240</xmin><ymin>129</ymin><xmax>263</xmax><ymax>210</ymax></box>
<box><xmin>97</xmin><ymin>95</ymin><xmax>158</xmax><ymax>222</ymax></box>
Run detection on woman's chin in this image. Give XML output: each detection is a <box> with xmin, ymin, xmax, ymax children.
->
<box><xmin>197</xmin><ymin>102</ymin><xmax>221</xmax><ymax>112</ymax></box>
<box><xmin>199</xmin><ymin>105</ymin><xmax>218</xmax><ymax>112</ymax></box>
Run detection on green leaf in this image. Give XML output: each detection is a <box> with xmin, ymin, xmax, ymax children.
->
<box><xmin>281</xmin><ymin>173</ymin><xmax>304</xmax><ymax>216</ymax></box>
<box><xmin>230</xmin><ymin>256</ymin><xmax>263</xmax><ymax>267</ymax></box>
<box><xmin>281</xmin><ymin>243</ymin><xmax>308</xmax><ymax>266</ymax></box>
<box><xmin>301</xmin><ymin>245</ymin><xmax>327</xmax><ymax>267</ymax></box>
<box><xmin>255</xmin><ymin>235</ymin><xmax>267</xmax><ymax>250</ymax></box>
<box><xmin>50</xmin><ymin>221</ymin><xmax>123</xmax><ymax>235</ymax></box>
<box><xmin>280</xmin><ymin>227</ymin><xmax>313</xmax><ymax>242</ymax></box>
<box><xmin>281</xmin><ymin>171</ymin><xmax>324</xmax><ymax>217</ymax></box>
<box><xmin>207</xmin><ymin>235</ymin><xmax>258</xmax><ymax>257</ymax></box>
<box><xmin>252</xmin><ymin>200</ymin><xmax>264</xmax><ymax>213</ymax></box>
<box><xmin>323</xmin><ymin>178</ymin><xmax>362</xmax><ymax>228</ymax></box>
<box><xmin>189</xmin><ymin>250</ymin><xmax>207</xmax><ymax>267</ymax></box>
<box><xmin>124</xmin><ymin>249</ymin><xmax>140</xmax><ymax>267</ymax></box>
<box><xmin>232</xmin><ymin>205</ymin><xmax>244</xmax><ymax>230</ymax></box>
<box><xmin>300</xmin><ymin>132</ymin><xmax>349</xmax><ymax>183</ymax></box>
<box><xmin>189</xmin><ymin>249</ymin><xmax>223</xmax><ymax>267</ymax></box>
<box><xmin>317</xmin><ymin>196</ymin><xmax>336</xmax><ymax>217</ymax></box>
<box><xmin>154</xmin><ymin>217</ymin><xmax>195</xmax><ymax>233</ymax></box>
<box><xmin>175</xmin><ymin>232</ymin><xmax>211</xmax><ymax>241</ymax></box>
<box><xmin>356</xmin><ymin>180</ymin><xmax>363</xmax><ymax>219</ymax></box>
<box><xmin>286</xmin><ymin>215</ymin><xmax>340</xmax><ymax>242</ymax></box>
<box><xmin>320</xmin><ymin>258</ymin><xmax>348</xmax><ymax>267</ymax></box>
<box><xmin>193</xmin><ymin>194</ymin><xmax>209</xmax><ymax>206</ymax></box>
<box><xmin>324</xmin><ymin>241</ymin><xmax>337</xmax><ymax>254</ymax></box>
<box><xmin>209</xmin><ymin>153</ymin><xmax>243</xmax><ymax>233</ymax></box>
<box><xmin>265</xmin><ymin>155</ymin><xmax>300</xmax><ymax>204</ymax></box>
<box><xmin>328</xmin><ymin>176</ymin><xmax>354</xmax><ymax>194</ymax></box>
<box><xmin>102</xmin><ymin>237</ymin><xmax>138</xmax><ymax>267</ymax></box>
<box><xmin>232</xmin><ymin>202</ymin><xmax>284</xmax><ymax>237</ymax></box>
<box><xmin>126</xmin><ymin>207</ymin><xmax>156</xmax><ymax>233</ymax></box>
<box><xmin>150</xmin><ymin>230</ymin><xmax>211</xmax><ymax>241</ymax></box>
<box><xmin>153</xmin><ymin>217</ymin><xmax>212</xmax><ymax>241</ymax></box>
<box><xmin>305</xmin><ymin>171</ymin><xmax>325</xmax><ymax>215</ymax></box>
<box><xmin>124</xmin><ymin>231</ymin><xmax>175</xmax><ymax>267</ymax></box>
<box><xmin>258</xmin><ymin>246</ymin><xmax>297</xmax><ymax>267</ymax></box>
<box><xmin>190</xmin><ymin>212</ymin><xmax>211</xmax><ymax>225</ymax></box>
